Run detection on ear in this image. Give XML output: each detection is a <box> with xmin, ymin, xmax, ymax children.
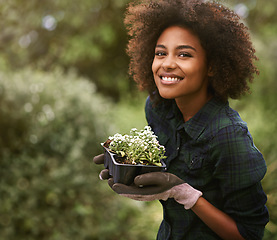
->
<box><xmin>207</xmin><ymin>65</ymin><xmax>215</xmax><ymax>77</ymax></box>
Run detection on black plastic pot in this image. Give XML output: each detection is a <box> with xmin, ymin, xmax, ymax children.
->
<box><xmin>103</xmin><ymin>147</ymin><xmax>167</xmax><ymax>185</ymax></box>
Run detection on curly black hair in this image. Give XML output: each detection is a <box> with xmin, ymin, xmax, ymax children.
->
<box><xmin>124</xmin><ymin>0</ymin><xmax>259</xmax><ymax>103</ymax></box>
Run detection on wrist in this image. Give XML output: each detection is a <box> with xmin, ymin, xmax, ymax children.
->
<box><xmin>172</xmin><ymin>183</ymin><xmax>202</xmax><ymax>210</ymax></box>
<box><xmin>191</xmin><ymin>196</ymin><xmax>204</xmax><ymax>210</ymax></box>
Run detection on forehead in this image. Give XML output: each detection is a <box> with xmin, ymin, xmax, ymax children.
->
<box><xmin>156</xmin><ymin>25</ymin><xmax>202</xmax><ymax>48</ymax></box>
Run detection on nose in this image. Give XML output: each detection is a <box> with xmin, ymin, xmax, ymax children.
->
<box><xmin>162</xmin><ymin>55</ymin><xmax>177</xmax><ymax>70</ymax></box>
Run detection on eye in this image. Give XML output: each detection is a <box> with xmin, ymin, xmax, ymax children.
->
<box><xmin>179</xmin><ymin>52</ymin><xmax>192</xmax><ymax>58</ymax></box>
<box><xmin>155</xmin><ymin>51</ymin><xmax>166</xmax><ymax>57</ymax></box>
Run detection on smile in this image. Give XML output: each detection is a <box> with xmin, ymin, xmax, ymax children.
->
<box><xmin>160</xmin><ymin>76</ymin><xmax>183</xmax><ymax>84</ymax></box>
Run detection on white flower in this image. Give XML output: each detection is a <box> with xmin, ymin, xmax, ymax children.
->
<box><xmin>107</xmin><ymin>125</ymin><xmax>166</xmax><ymax>165</ymax></box>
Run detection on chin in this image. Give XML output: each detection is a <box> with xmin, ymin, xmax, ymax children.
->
<box><xmin>158</xmin><ymin>92</ymin><xmax>176</xmax><ymax>100</ymax></box>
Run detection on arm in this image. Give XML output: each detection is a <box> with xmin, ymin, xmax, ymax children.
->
<box><xmin>192</xmin><ymin>197</ymin><xmax>245</xmax><ymax>240</ymax></box>
<box><xmin>108</xmin><ymin>172</ymin><xmax>245</xmax><ymax>239</ymax></box>
<box><xmin>207</xmin><ymin>125</ymin><xmax>268</xmax><ymax>239</ymax></box>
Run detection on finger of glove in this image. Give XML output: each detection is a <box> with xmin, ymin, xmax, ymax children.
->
<box><xmin>93</xmin><ymin>154</ymin><xmax>104</xmax><ymax>164</ymax></box>
<box><xmin>108</xmin><ymin>178</ymin><xmax>114</xmax><ymax>188</ymax></box>
<box><xmin>120</xmin><ymin>194</ymin><xmax>152</xmax><ymax>201</ymax></box>
<box><xmin>134</xmin><ymin>172</ymin><xmax>184</xmax><ymax>191</ymax></box>
<box><xmin>112</xmin><ymin>183</ymin><xmax>164</xmax><ymax>195</ymax></box>
<box><xmin>120</xmin><ymin>193</ymin><xmax>161</xmax><ymax>201</ymax></box>
<box><xmin>120</xmin><ymin>189</ymin><xmax>172</xmax><ymax>201</ymax></box>
<box><xmin>99</xmin><ymin>169</ymin><xmax>110</xmax><ymax>180</ymax></box>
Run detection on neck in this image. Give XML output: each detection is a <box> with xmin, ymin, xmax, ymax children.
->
<box><xmin>175</xmin><ymin>93</ymin><xmax>212</xmax><ymax>122</ymax></box>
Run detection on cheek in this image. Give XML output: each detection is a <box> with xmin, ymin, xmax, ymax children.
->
<box><xmin>186</xmin><ymin>61</ymin><xmax>208</xmax><ymax>77</ymax></box>
<box><xmin>151</xmin><ymin>63</ymin><xmax>155</xmax><ymax>74</ymax></box>
<box><xmin>152</xmin><ymin>59</ymin><xmax>159</xmax><ymax>73</ymax></box>
<box><xmin>151</xmin><ymin>61</ymin><xmax>159</xmax><ymax>86</ymax></box>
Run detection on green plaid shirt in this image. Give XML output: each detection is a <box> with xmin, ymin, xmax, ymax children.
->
<box><xmin>145</xmin><ymin>97</ymin><xmax>269</xmax><ymax>240</ymax></box>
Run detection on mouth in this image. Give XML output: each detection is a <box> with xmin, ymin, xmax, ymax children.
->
<box><xmin>159</xmin><ymin>75</ymin><xmax>183</xmax><ymax>84</ymax></box>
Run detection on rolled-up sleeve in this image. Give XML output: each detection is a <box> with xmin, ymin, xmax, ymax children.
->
<box><xmin>211</xmin><ymin>124</ymin><xmax>269</xmax><ymax>240</ymax></box>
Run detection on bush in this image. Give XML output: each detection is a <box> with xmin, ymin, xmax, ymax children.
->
<box><xmin>0</xmin><ymin>68</ymin><xmax>160</xmax><ymax>240</ymax></box>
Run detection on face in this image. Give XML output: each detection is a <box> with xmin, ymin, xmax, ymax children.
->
<box><xmin>152</xmin><ymin>25</ymin><xmax>212</xmax><ymax>102</ymax></box>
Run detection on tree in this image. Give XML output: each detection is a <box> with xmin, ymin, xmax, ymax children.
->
<box><xmin>0</xmin><ymin>0</ymin><xmax>131</xmax><ymax>100</ymax></box>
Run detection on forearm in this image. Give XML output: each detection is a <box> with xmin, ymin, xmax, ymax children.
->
<box><xmin>191</xmin><ymin>197</ymin><xmax>245</xmax><ymax>240</ymax></box>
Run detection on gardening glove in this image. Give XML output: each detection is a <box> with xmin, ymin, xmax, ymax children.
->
<box><xmin>111</xmin><ymin>172</ymin><xmax>203</xmax><ymax>210</ymax></box>
<box><xmin>93</xmin><ymin>154</ymin><xmax>110</xmax><ymax>180</ymax></box>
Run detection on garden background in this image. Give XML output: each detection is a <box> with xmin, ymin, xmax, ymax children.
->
<box><xmin>0</xmin><ymin>0</ymin><xmax>276</xmax><ymax>239</ymax></box>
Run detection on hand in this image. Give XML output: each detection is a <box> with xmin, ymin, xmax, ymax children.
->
<box><xmin>93</xmin><ymin>154</ymin><xmax>110</xmax><ymax>180</ymax></box>
<box><xmin>111</xmin><ymin>172</ymin><xmax>203</xmax><ymax>209</ymax></box>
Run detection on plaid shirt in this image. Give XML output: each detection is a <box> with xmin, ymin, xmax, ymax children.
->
<box><xmin>145</xmin><ymin>97</ymin><xmax>269</xmax><ymax>240</ymax></box>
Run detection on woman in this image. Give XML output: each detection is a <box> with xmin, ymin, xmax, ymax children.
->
<box><xmin>93</xmin><ymin>0</ymin><xmax>269</xmax><ymax>239</ymax></box>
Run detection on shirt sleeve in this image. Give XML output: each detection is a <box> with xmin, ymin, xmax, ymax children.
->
<box><xmin>210</xmin><ymin>124</ymin><xmax>269</xmax><ymax>240</ymax></box>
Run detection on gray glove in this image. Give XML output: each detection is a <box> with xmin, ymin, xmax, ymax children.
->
<box><xmin>112</xmin><ymin>172</ymin><xmax>202</xmax><ymax>209</ymax></box>
<box><xmin>93</xmin><ymin>154</ymin><xmax>110</xmax><ymax>180</ymax></box>
<box><xmin>93</xmin><ymin>154</ymin><xmax>202</xmax><ymax>209</ymax></box>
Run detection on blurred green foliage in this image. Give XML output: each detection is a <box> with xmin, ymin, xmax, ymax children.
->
<box><xmin>0</xmin><ymin>0</ymin><xmax>277</xmax><ymax>239</ymax></box>
<box><xmin>0</xmin><ymin>68</ymin><xmax>159</xmax><ymax>239</ymax></box>
<box><xmin>0</xmin><ymin>0</ymin><xmax>131</xmax><ymax>101</ymax></box>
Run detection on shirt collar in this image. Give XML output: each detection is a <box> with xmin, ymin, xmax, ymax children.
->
<box><xmin>166</xmin><ymin>98</ymin><xmax>227</xmax><ymax>140</ymax></box>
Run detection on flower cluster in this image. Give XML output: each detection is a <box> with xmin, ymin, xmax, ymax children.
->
<box><xmin>103</xmin><ymin>126</ymin><xmax>166</xmax><ymax>166</ymax></box>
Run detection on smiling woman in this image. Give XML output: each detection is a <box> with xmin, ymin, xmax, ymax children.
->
<box><xmin>93</xmin><ymin>1</ymin><xmax>269</xmax><ymax>240</ymax></box>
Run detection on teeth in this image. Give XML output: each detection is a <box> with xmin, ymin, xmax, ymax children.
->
<box><xmin>162</xmin><ymin>77</ymin><xmax>181</xmax><ymax>82</ymax></box>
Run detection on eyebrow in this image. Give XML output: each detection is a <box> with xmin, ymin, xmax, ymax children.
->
<box><xmin>156</xmin><ymin>44</ymin><xmax>196</xmax><ymax>52</ymax></box>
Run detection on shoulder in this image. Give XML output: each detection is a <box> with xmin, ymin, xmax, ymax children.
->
<box><xmin>204</xmin><ymin>101</ymin><xmax>266</xmax><ymax>165</ymax></box>
<box><xmin>145</xmin><ymin>96</ymin><xmax>153</xmax><ymax>117</ymax></box>
<box><xmin>208</xmin><ymin>103</ymin><xmax>266</xmax><ymax>181</ymax></box>
<box><xmin>193</xmin><ymin>99</ymin><xmax>249</xmax><ymax>143</ymax></box>
<box><xmin>207</xmin><ymin>103</ymin><xmax>256</xmax><ymax>152</ymax></box>
<box><xmin>207</xmin><ymin>101</ymin><xmax>249</xmax><ymax>139</ymax></box>
<box><xmin>145</xmin><ymin>96</ymin><xmax>173</xmax><ymax>124</ymax></box>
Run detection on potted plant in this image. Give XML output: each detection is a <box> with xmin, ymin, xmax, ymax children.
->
<box><xmin>102</xmin><ymin>126</ymin><xmax>167</xmax><ymax>185</ymax></box>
